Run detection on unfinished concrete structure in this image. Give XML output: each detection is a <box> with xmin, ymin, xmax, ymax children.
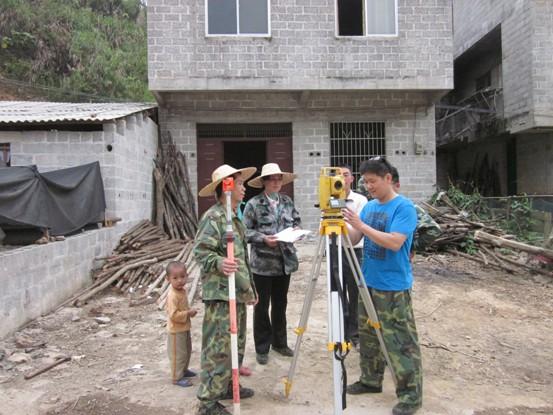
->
<box><xmin>0</xmin><ymin>102</ymin><xmax>158</xmax><ymax>337</ymax></box>
<box><xmin>148</xmin><ymin>0</ymin><xmax>454</xmax><ymax>230</ymax></box>
<box><xmin>437</xmin><ymin>0</ymin><xmax>553</xmax><ymax>196</ymax></box>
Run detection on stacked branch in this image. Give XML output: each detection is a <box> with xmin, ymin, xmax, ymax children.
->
<box><xmin>154</xmin><ymin>132</ymin><xmax>198</xmax><ymax>240</ymax></box>
<box><xmin>72</xmin><ymin>221</ymin><xmax>200</xmax><ymax>306</ymax></box>
<box><xmin>420</xmin><ymin>196</ymin><xmax>553</xmax><ymax>277</ymax></box>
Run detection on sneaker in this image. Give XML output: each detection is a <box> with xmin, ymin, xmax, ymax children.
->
<box><xmin>183</xmin><ymin>369</ymin><xmax>197</xmax><ymax>378</ymax></box>
<box><xmin>197</xmin><ymin>402</ymin><xmax>231</xmax><ymax>415</ymax></box>
<box><xmin>222</xmin><ymin>384</ymin><xmax>254</xmax><ymax>400</ymax></box>
<box><xmin>256</xmin><ymin>353</ymin><xmax>269</xmax><ymax>365</ymax></box>
<box><xmin>346</xmin><ymin>381</ymin><xmax>382</xmax><ymax>395</ymax></box>
<box><xmin>273</xmin><ymin>346</ymin><xmax>294</xmax><ymax>357</ymax></box>
<box><xmin>239</xmin><ymin>366</ymin><xmax>252</xmax><ymax>376</ymax></box>
<box><xmin>392</xmin><ymin>403</ymin><xmax>421</xmax><ymax>415</ymax></box>
<box><xmin>174</xmin><ymin>378</ymin><xmax>193</xmax><ymax>387</ymax></box>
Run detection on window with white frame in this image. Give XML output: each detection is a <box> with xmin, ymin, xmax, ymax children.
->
<box><xmin>337</xmin><ymin>0</ymin><xmax>397</xmax><ymax>36</ymax></box>
<box><xmin>207</xmin><ymin>0</ymin><xmax>270</xmax><ymax>36</ymax></box>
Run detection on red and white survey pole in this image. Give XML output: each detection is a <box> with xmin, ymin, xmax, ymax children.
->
<box><xmin>222</xmin><ymin>177</ymin><xmax>240</xmax><ymax>415</ymax></box>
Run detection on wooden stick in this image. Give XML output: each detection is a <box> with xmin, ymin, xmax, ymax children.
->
<box><xmin>75</xmin><ymin>259</ymin><xmax>157</xmax><ymax>306</ymax></box>
<box><xmin>24</xmin><ymin>356</ymin><xmax>71</xmax><ymax>380</ymax></box>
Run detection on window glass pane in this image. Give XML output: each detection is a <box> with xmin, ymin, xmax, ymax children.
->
<box><xmin>337</xmin><ymin>0</ymin><xmax>364</xmax><ymax>36</ymax></box>
<box><xmin>238</xmin><ymin>0</ymin><xmax>268</xmax><ymax>34</ymax></box>
<box><xmin>208</xmin><ymin>0</ymin><xmax>237</xmax><ymax>34</ymax></box>
<box><xmin>366</xmin><ymin>0</ymin><xmax>396</xmax><ymax>35</ymax></box>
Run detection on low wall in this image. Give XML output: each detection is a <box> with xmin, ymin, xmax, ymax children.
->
<box><xmin>0</xmin><ymin>223</ymin><xmax>132</xmax><ymax>338</ymax></box>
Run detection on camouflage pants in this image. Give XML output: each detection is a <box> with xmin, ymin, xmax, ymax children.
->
<box><xmin>197</xmin><ymin>301</ymin><xmax>247</xmax><ymax>407</ymax></box>
<box><xmin>358</xmin><ymin>289</ymin><xmax>423</xmax><ymax>407</ymax></box>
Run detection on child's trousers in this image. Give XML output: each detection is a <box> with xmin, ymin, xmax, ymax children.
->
<box><xmin>167</xmin><ymin>331</ymin><xmax>192</xmax><ymax>382</ymax></box>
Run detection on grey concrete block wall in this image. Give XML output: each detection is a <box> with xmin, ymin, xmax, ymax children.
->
<box><xmin>148</xmin><ymin>0</ymin><xmax>453</xmax><ymax>92</ymax></box>
<box><xmin>516</xmin><ymin>132</ymin><xmax>553</xmax><ymax>194</ymax></box>
<box><xmin>159</xmin><ymin>91</ymin><xmax>437</xmax><ymax>231</ymax></box>
<box><xmin>531</xmin><ymin>0</ymin><xmax>553</xmax><ymax>127</ymax></box>
<box><xmin>2</xmin><ymin>112</ymin><xmax>157</xmax><ymax>223</ymax></box>
<box><xmin>0</xmin><ymin>224</ymin><xmax>131</xmax><ymax>339</ymax></box>
<box><xmin>452</xmin><ymin>0</ymin><xmax>553</xmax><ymax>132</ymax></box>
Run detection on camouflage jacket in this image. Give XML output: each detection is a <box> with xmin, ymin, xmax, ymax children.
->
<box><xmin>193</xmin><ymin>202</ymin><xmax>256</xmax><ymax>303</ymax></box>
<box><xmin>412</xmin><ymin>204</ymin><xmax>442</xmax><ymax>252</ymax></box>
<box><xmin>243</xmin><ymin>193</ymin><xmax>301</xmax><ymax>276</ymax></box>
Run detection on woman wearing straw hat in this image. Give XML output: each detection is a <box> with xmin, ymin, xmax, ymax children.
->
<box><xmin>194</xmin><ymin>164</ymin><xmax>258</xmax><ymax>415</ymax></box>
<box><xmin>243</xmin><ymin>163</ymin><xmax>301</xmax><ymax>366</ymax></box>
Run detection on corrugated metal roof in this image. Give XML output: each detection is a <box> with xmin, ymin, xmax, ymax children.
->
<box><xmin>0</xmin><ymin>101</ymin><xmax>157</xmax><ymax>124</ymax></box>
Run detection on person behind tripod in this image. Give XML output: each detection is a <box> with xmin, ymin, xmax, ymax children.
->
<box><xmin>342</xmin><ymin>157</ymin><xmax>422</xmax><ymax>415</ymax></box>
<box><xmin>243</xmin><ymin>163</ymin><xmax>301</xmax><ymax>366</ymax></box>
<box><xmin>338</xmin><ymin>164</ymin><xmax>367</xmax><ymax>349</ymax></box>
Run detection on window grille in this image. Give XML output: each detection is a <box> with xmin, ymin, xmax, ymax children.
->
<box><xmin>0</xmin><ymin>143</ymin><xmax>10</xmax><ymax>167</ymax></box>
<box><xmin>197</xmin><ymin>123</ymin><xmax>292</xmax><ymax>139</ymax></box>
<box><xmin>330</xmin><ymin>122</ymin><xmax>386</xmax><ymax>189</ymax></box>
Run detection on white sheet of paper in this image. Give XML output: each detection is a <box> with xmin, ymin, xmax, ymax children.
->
<box><xmin>274</xmin><ymin>227</ymin><xmax>311</xmax><ymax>243</ymax></box>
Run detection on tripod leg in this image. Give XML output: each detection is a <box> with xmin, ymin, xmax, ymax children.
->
<box><xmin>283</xmin><ymin>235</ymin><xmax>326</xmax><ymax>397</ymax></box>
<box><xmin>342</xmin><ymin>233</ymin><xmax>398</xmax><ymax>386</ymax></box>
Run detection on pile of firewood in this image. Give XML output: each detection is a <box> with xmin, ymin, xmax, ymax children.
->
<box><xmin>421</xmin><ymin>194</ymin><xmax>553</xmax><ymax>277</ymax></box>
<box><xmin>154</xmin><ymin>132</ymin><xmax>198</xmax><ymax>240</ymax></box>
<box><xmin>69</xmin><ymin>221</ymin><xmax>200</xmax><ymax>307</ymax></box>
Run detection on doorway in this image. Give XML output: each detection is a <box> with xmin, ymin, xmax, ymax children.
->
<box><xmin>196</xmin><ymin>123</ymin><xmax>293</xmax><ymax>217</ymax></box>
<box><xmin>224</xmin><ymin>141</ymin><xmax>266</xmax><ymax>203</ymax></box>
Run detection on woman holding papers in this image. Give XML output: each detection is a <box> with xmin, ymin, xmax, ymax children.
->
<box><xmin>243</xmin><ymin>163</ymin><xmax>301</xmax><ymax>366</ymax></box>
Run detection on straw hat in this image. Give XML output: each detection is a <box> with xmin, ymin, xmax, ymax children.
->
<box><xmin>247</xmin><ymin>163</ymin><xmax>297</xmax><ymax>189</ymax></box>
<box><xmin>198</xmin><ymin>164</ymin><xmax>257</xmax><ymax>197</ymax></box>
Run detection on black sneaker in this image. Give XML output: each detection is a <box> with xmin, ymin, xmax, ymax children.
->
<box><xmin>273</xmin><ymin>346</ymin><xmax>294</xmax><ymax>357</ymax></box>
<box><xmin>256</xmin><ymin>353</ymin><xmax>269</xmax><ymax>365</ymax></box>
<box><xmin>346</xmin><ymin>381</ymin><xmax>383</xmax><ymax>395</ymax></box>
<box><xmin>197</xmin><ymin>402</ymin><xmax>231</xmax><ymax>415</ymax></box>
<box><xmin>392</xmin><ymin>403</ymin><xmax>421</xmax><ymax>415</ymax></box>
<box><xmin>222</xmin><ymin>384</ymin><xmax>254</xmax><ymax>400</ymax></box>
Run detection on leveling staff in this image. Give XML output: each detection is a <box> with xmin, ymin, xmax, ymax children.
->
<box><xmin>342</xmin><ymin>157</ymin><xmax>422</xmax><ymax>415</ymax></box>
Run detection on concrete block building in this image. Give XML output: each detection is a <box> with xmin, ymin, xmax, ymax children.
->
<box><xmin>0</xmin><ymin>102</ymin><xmax>158</xmax><ymax>337</ymax></box>
<box><xmin>437</xmin><ymin>0</ymin><xmax>553</xmax><ymax>196</ymax></box>
<box><xmin>148</xmin><ymin>0</ymin><xmax>454</xmax><ymax>230</ymax></box>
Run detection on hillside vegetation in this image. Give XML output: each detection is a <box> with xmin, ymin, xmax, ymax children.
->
<box><xmin>0</xmin><ymin>0</ymin><xmax>152</xmax><ymax>102</ymax></box>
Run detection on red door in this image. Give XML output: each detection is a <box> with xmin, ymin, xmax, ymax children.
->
<box><xmin>196</xmin><ymin>136</ymin><xmax>293</xmax><ymax>218</ymax></box>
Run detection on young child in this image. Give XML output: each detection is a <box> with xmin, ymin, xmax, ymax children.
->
<box><xmin>166</xmin><ymin>261</ymin><xmax>198</xmax><ymax>387</ymax></box>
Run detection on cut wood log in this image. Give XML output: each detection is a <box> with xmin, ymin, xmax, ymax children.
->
<box><xmin>475</xmin><ymin>230</ymin><xmax>553</xmax><ymax>260</ymax></box>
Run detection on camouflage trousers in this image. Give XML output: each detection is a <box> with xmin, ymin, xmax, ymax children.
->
<box><xmin>358</xmin><ymin>289</ymin><xmax>423</xmax><ymax>407</ymax></box>
<box><xmin>197</xmin><ymin>301</ymin><xmax>247</xmax><ymax>407</ymax></box>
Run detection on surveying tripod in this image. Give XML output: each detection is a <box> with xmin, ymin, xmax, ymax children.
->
<box><xmin>283</xmin><ymin>213</ymin><xmax>398</xmax><ymax>415</ymax></box>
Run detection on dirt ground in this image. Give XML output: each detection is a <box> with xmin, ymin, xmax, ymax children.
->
<box><xmin>1</xmin><ymin>242</ymin><xmax>552</xmax><ymax>415</ymax></box>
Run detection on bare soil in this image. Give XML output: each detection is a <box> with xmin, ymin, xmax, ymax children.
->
<box><xmin>1</xmin><ymin>243</ymin><xmax>552</xmax><ymax>415</ymax></box>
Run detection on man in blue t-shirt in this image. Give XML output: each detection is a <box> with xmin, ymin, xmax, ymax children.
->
<box><xmin>342</xmin><ymin>157</ymin><xmax>422</xmax><ymax>415</ymax></box>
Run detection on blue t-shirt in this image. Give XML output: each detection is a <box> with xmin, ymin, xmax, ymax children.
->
<box><xmin>360</xmin><ymin>194</ymin><xmax>417</xmax><ymax>291</ymax></box>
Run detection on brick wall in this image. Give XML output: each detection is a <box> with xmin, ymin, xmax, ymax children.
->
<box><xmin>0</xmin><ymin>224</ymin><xmax>132</xmax><ymax>338</ymax></box>
<box><xmin>2</xmin><ymin>113</ymin><xmax>158</xmax><ymax>222</ymax></box>
<box><xmin>159</xmin><ymin>91</ymin><xmax>437</xmax><ymax>231</ymax></box>
<box><xmin>453</xmin><ymin>0</ymin><xmax>553</xmax><ymax>132</ymax></box>
<box><xmin>148</xmin><ymin>0</ymin><xmax>453</xmax><ymax>92</ymax></box>
<box><xmin>516</xmin><ymin>132</ymin><xmax>553</xmax><ymax>194</ymax></box>
<box><xmin>531</xmin><ymin>0</ymin><xmax>553</xmax><ymax>127</ymax></box>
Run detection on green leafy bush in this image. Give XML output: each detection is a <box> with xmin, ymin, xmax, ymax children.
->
<box><xmin>0</xmin><ymin>0</ymin><xmax>152</xmax><ymax>101</ymax></box>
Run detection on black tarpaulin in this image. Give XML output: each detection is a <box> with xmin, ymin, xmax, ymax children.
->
<box><xmin>0</xmin><ymin>162</ymin><xmax>106</xmax><ymax>236</ymax></box>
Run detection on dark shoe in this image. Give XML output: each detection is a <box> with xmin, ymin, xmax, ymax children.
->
<box><xmin>223</xmin><ymin>384</ymin><xmax>254</xmax><ymax>400</ymax></box>
<box><xmin>174</xmin><ymin>378</ymin><xmax>193</xmax><ymax>387</ymax></box>
<box><xmin>183</xmin><ymin>369</ymin><xmax>197</xmax><ymax>378</ymax></box>
<box><xmin>273</xmin><ymin>346</ymin><xmax>294</xmax><ymax>357</ymax></box>
<box><xmin>256</xmin><ymin>353</ymin><xmax>268</xmax><ymax>365</ymax></box>
<box><xmin>392</xmin><ymin>403</ymin><xmax>421</xmax><ymax>415</ymax></box>
<box><xmin>346</xmin><ymin>381</ymin><xmax>382</xmax><ymax>395</ymax></box>
<box><xmin>197</xmin><ymin>402</ymin><xmax>231</xmax><ymax>415</ymax></box>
